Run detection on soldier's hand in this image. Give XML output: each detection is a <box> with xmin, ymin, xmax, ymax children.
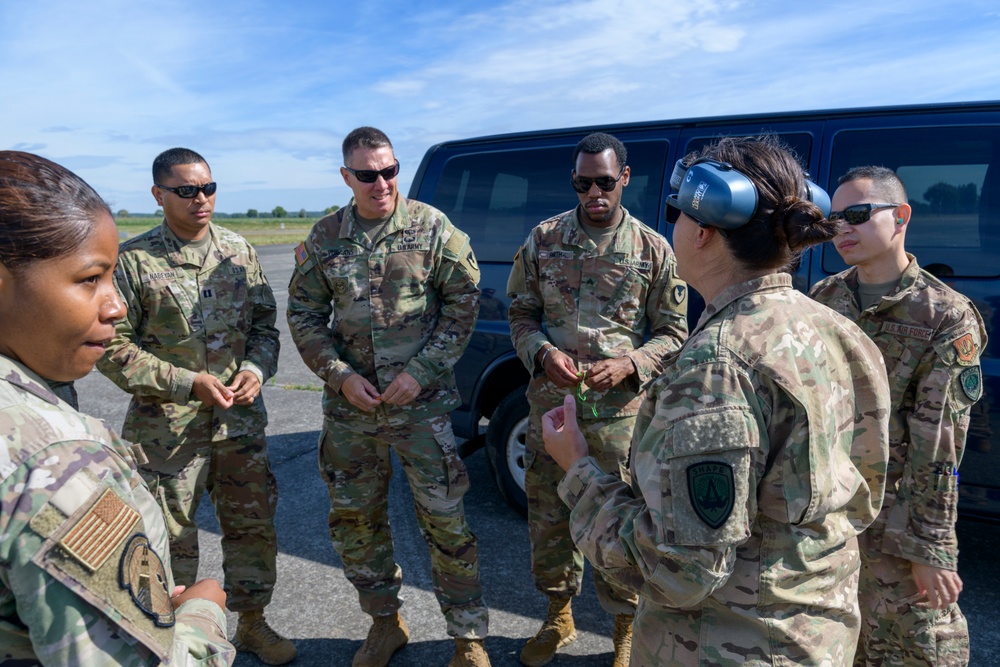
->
<box><xmin>341</xmin><ymin>373</ymin><xmax>382</xmax><ymax>412</ymax></box>
<box><xmin>543</xmin><ymin>394</ymin><xmax>588</xmax><ymax>472</ymax></box>
<box><xmin>192</xmin><ymin>373</ymin><xmax>235</xmax><ymax>409</ymax></box>
<box><xmin>228</xmin><ymin>370</ymin><xmax>261</xmax><ymax>406</ymax></box>
<box><xmin>544</xmin><ymin>349</ymin><xmax>581</xmax><ymax>388</ymax></box>
<box><xmin>586</xmin><ymin>357</ymin><xmax>636</xmax><ymax>391</ymax></box>
<box><xmin>170</xmin><ymin>579</ymin><xmax>226</xmax><ymax>612</ymax></box>
<box><xmin>382</xmin><ymin>372</ymin><xmax>422</xmax><ymax>406</ymax></box>
<box><xmin>912</xmin><ymin>562</ymin><xmax>963</xmax><ymax>610</ymax></box>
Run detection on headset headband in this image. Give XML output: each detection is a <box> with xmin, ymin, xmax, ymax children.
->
<box><xmin>666</xmin><ymin>158</ymin><xmax>831</xmax><ymax>229</ymax></box>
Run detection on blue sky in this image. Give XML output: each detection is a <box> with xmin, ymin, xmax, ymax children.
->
<box><xmin>2</xmin><ymin>0</ymin><xmax>999</xmax><ymax>215</ymax></box>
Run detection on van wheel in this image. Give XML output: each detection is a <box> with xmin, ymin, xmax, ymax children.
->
<box><xmin>485</xmin><ymin>386</ymin><xmax>529</xmax><ymax>517</ymax></box>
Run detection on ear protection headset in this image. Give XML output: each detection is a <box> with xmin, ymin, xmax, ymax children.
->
<box><xmin>665</xmin><ymin>158</ymin><xmax>831</xmax><ymax>230</ymax></box>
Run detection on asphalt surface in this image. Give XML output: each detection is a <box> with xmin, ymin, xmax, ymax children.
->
<box><xmin>74</xmin><ymin>243</ymin><xmax>999</xmax><ymax>666</ymax></box>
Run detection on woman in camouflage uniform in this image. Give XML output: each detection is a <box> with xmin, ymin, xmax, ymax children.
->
<box><xmin>0</xmin><ymin>151</ymin><xmax>235</xmax><ymax>665</ymax></box>
<box><xmin>542</xmin><ymin>136</ymin><xmax>892</xmax><ymax>666</ymax></box>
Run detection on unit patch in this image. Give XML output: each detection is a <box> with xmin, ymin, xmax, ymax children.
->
<box><xmin>61</xmin><ymin>488</ymin><xmax>140</xmax><ymax>572</ymax></box>
<box><xmin>119</xmin><ymin>534</ymin><xmax>175</xmax><ymax>627</ymax></box>
<box><xmin>960</xmin><ymin>366</ymin><xmax>983</xmax><ymax>401</ymax></box>
<box><xmin>333</xmin><ymin>278</ymin><xmax>349</xmax><ymax>295</ymax></box>
<box><xmin>686</xmin><ymin>461</ymin><xmax>734</xmax><ymax>529</ymax></box>
<box><xmin>953</xmin><ymin>333</ymin><xmax>978</xmax><ymax>365</ymax></box>
<box><xmin>672</xmin><ymin>284</ymin><xmax>687</xmax><ymax>305</ymax></box>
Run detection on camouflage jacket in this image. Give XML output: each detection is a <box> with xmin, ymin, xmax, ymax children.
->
<box><xmin>507</xmin><ymin>207</ymin><xmax>688</xmax><ymax>417</ymax></box>
<box><xmin>287</xmin><ymin>196</ymin><xmax>480</xmax><ymax>422</ymax></box>
<box><xmin>810</xmin><ymin>254</ymin><xmax>987</xmax><ymax>570</ymax></box>
<box><xmin>97</xmin><ymin>223</ymin><xmax>279</xmax><ymax>446</ymax></box>
<box><xmin>0</xmin><ymin>354</ymin><xmax>235</xmax><ymax>666</ymax></box>
<box><xmin>559</xmin><ymin>273</ymin><xmax>890</xmax><ymax>665</ymax></box>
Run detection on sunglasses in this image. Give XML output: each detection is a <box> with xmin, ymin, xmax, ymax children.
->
<box><xmin>343</xmin><ymin>160</ymin><xmax>400</xmax><ymax>184</ymax></box>
<box><xmin>571</xmin><ymin>165</ymin><xmax>626</xmax><ymax>193</ymax></box>
<box><xmin>829</xmin><ymin>203</ymin><xmax>899</xmax><ymax>226</ymax></box>
<box><xmin>156</xmin><ymin>182</ymin><xmax>218</xmax><ymax>199</ymax></box>
<box><xmin>665</xmin><ymin>195</ymin><xmax>710</xmax><ymax>228</ymax></box>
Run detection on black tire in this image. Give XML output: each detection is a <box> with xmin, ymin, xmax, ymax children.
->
<box><xmin>485</xmin><ymin>385</ymin><xmax>529</xmax><ymax>517</ymax></box>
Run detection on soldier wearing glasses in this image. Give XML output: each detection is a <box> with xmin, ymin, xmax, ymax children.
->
<box><xmin>810</xmin><ymin>166</ymin><xmax>987</xmax><ymax>666</ymax></box>
<box><xmin>286</xmin><ymin>127</ymin><xmax>490</xmax><ymax>667</ymax></box>
<box><xmin>97</xmin><ymin>148</ymin><xmax>296</xmax><ymax>665</ymax></box>
<box><xmin>506</xmin><ymin>132</ymin><xmax>688</xmax><ymax>667</ymax></box>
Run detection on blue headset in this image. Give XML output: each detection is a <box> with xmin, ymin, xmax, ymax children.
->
<box><xmin>665</xmin><ymin>158</ymin><xmax>831</xmax><ymax>230</ymax></box>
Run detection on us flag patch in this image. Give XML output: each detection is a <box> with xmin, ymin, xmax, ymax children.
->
<box><xmin>295</xmin><ymin>242</ymin><xmax>310</xmax><ymax>266</ymax></box>
<box><xmin>61</xmin><ymin>489</ymin><xmax>139</xmax><ymax>572</ymax></box>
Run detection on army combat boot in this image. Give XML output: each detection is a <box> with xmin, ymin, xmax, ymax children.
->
<box><xmin>612</xmin><ymin>613</ymin><xmax>634</xmax><ymax>667</ymax></box>
<box><xmin>519</xmin><ymin>597</ymin><xmax>576</xmax><ymax>667</ymax></box>
<box><xmin>448</xmin><ymin>638</ymin><xmax>492</xmax><ymax>667</ymax></box>
<box><xmin>234</xmin><ymin>609</ymin><xmax>298</xmax><ymax>665</ymax></box>
<box><xmin>352</xmin><ymin>612</ymin><xmax>409</xmax><ymax>667</ymax></box>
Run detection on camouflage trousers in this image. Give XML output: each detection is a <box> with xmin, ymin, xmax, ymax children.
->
<box><xmin>525</xmin><ymin>403</ymin><xmax>639</xmax><ymax>615</ymax></box>
<box><xmin>856</xmin><ymin>540</ymin><xmax>969</xmax><ymax>666</ymax></box>
<box><xmin>319</xmin><ymin>412</ymin><xmax>489</xmax><ymax>639</ymax></box>
<box><xmin>139</xmin><ymin>432</ymin><xmax>279</xmax><ymax>612</ymax></box>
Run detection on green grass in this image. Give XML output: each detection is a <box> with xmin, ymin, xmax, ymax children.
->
<box><xmin>116</xmin><ymin>216</ymin><xmax>317</xmax><ymax>246</ymax></box>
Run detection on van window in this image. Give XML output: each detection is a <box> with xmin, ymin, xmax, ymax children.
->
<box><xmin>823</xmin><ymin>126</ymin><xmax>1000</xmax><ymax>278</ymax></box>
<box><xmin>430</xmin><ymin>140</ymin><xmax>669</xmax><ymax>262</ymax></box>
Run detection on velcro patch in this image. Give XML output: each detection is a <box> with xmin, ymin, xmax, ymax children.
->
<box><xmin>61</xmin><ymin>488</ymin><xmax>139</xmax><ymax>572</ymax></box>
<box><xmin>672</xmin><ymin>284</ymin><xmax>686</xmax><ymax>305</ymax></box>
<box><xmin>119</xmin><ymin>534</ymin><xmax>175</xmax><ymax>627</ymax></box>
<box><xmin>539</xmin><ymin>250</ymin><xmax>575</xmax><ymax>260</ymax></box>
<box><xmin>960</xmin><ymin>366</ymin><xmax>983</xmax><ymax>401</ymax></box>
<box><xmin>953</xmin><ymin>333</ymin><xmax>979</xmax><ymax>365</ymax></box>
<box><xmin>881</xmin><ymin>322</ymin><xmax>933</xmax><ymax>340</ymax></box>
<box><xmin>615</xmin><ymin>257</ymin><xmax>652</xmax><ymax>271</ymax></box>
<box><xmin>294</xmin><ymin>242</ymin><xmax>310</xmax><ymax>267</ymax></box>
<box><xmin>686</xmin><ymin>461</ymin><xmax>735</xmax><ymax>529</ymax></box>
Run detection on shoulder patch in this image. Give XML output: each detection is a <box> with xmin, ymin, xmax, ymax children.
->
<box><xmin>960</xmin><ymin>366</ymin><xmax>983</xmax><ymax>401</ymax></box>
<box><xmin>61</xmin><ymin>488</ymin><xmax>140</xmax><ymax>572</ymax></box>
<box><xmin>672</xmin><ymin>284</ymin><xmax>687</xmax><ymax>306</ymax></box>
<box><xmin>953</xmin><ymin>333</ymin><xmax>979</xmax><ymax>366</ymax></box>
<box><xmin>119</xmin><ymin>534</ymin><xmax>175</xmax><ymax>627</ymax></box>
<box><xmin>686</xmin><ymin>461</ymin><xmax>734</xmax><ymax>529</ymax></box>
<box><xmin>294</xmin><ymin>241</ymin><xmax>310</xmax><ymax>267</ymax></box>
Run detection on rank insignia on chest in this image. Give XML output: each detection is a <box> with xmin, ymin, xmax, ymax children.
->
<box><xmin>960</xmin><ymin>366</ymin><xmax>983</xmax><ymax>401</ymax></box>
<box><xmin>953</xmin><ymin>333</ymin><xmax>978</xmax><ymax>365</ymax></box>
<box><xmin>201</xmin><ymin>288</ymin><xmax>214</xmax><ymax>299</ymax></box>
<box><xmin>119</xmin><ymin>534</ymin><xmax>175</xmax><ymax>627</ymax></box>
<box><xmin>333</xmin><ymin>278</ymin><xmax>349</xmax><ymax>295</ymax></box>
<box><xmin>687</xmin><ymin>461</ymin><xmax>735</xmax><ymax>529</ymax></box>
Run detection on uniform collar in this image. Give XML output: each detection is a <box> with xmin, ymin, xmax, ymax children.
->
<box><xmin>695</xmin><ymin>273</ymin><xmax>793</xmax><ymax>335</ymax></box>
<box><xmin>562</xmin><ymin>205</ymin><xmax>633</xmax><ymax>251</ymax></box>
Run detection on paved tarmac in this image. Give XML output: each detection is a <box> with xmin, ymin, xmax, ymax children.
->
<box><xmin>74</xmin><ymin>242</ymin><xmax>999</xmax><ymax>666</ymax></box>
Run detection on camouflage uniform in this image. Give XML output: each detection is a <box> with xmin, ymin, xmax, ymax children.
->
<box><xmin>0</xmin><ymin>354</ymin><xmax>235</xmax><ymax>666</ymax></box>
<box><xmin>507</xmin><ymin>206</ymin><xmax>688</xmax><ymax>612</ymax></box>
<box><xmin>560</xmin><ymin>273</ymin><xmax>891</xmax><ymax>666</ymax></box>
<box><xmin>286</xmin><ymin>196</ymin><xmax>488</xmax><ymax>638</ymax></box>
<box><xmin>810</xmin><ymin>254</ymin><xmax>986</xmax><ymax>666</ymax></box>
<box><xmin>97</xmin><ymin>222</ymin><xmax>281</xmax><ymax>612</ymax></box>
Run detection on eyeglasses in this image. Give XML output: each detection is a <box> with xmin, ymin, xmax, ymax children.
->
<box><xmin>155</xmin><ymin>182</ymin><xmax>218</xmax><ymax>199</ymax></box>
<box><xmin>343</xmin><ymin>160</ymin><xmax>400</xmax><ymax>183</ymax></box>
<box><xmin>829</xmin><ymin>203</ymin><xmax>899</xmax><ymax>226</ymax></box>
<box><xmin>665</xmin><ymin>195</ymin><xmax>710</xmax><ymax>228</ymax></box>
<box><xmin>571</xmin><ymin>165</ymin><xmax>626</xmax><ymax>193</ymax></box>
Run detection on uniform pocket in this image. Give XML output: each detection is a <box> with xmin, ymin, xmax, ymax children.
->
<box><xmin>434</xmin><ymin>426</ymin><xmax>471</xmax><ymax>501</ymax></box>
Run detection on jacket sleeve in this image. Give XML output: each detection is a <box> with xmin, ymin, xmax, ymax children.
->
<box><xmin>401</xmin><ymin>224</ymin><xmax>481</xmax><ymax>388</ymax></box>
<box><xmin>96</xmin><ymin>256</ymin><xmax>197</xmax><ymax>404</ymax></box>
<box><xmin>506</xmin><ymin>235</ymin><xmax>550</xmax><ymax>375</ymax></box>
<box><xmin>240</xmin><ymin>245</ymin><xmax>280</xmax><ymax>384</ymax></box>
<box><xmin>883</xmin><ymin>308</ymin><xmax>988</xmax><ymax>569</ymax></box>
<box><xmin>558</xmin><ymin>362</ymin><xmax>757</xmax><ymax>608</ymax></box>
<box><xmin>623</xmin><ymin>251</ymin><xmax>688</xmax><ymax>392</ymax></box>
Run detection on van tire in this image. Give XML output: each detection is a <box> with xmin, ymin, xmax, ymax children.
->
<box><xmin>485</xmin><ymin>386</ymin><xmax>529</xmax><ymax>517</ymax></box>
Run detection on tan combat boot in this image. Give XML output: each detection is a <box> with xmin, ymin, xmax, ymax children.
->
<box><xmin>448</xmin><ymin>638</ymin><xmax>492</xmax><ymax>667</ymax></box>
<box><xmin>234</xmin><ymin>609</ymin><xmax>298</xmax><ymax>665</ymax></box>
<box><xmin>612</xmin><ymin>613</ymin><xmax>634</xmax><ymax>667</ymax></box>
<box><xmin>352</xmin><ymin>612</ymin><xmax>409</xmax><ymax>667</ymax></box>
<box><xmin>519</xmin><ymin>597</ymin><xmax>576</xmax><ymax>667</ymax></box>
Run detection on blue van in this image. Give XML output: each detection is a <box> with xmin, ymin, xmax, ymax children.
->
<box><xmin>407</xmin><ymin>101</ymin><xmax>1000</xmax><ymax>520</ymax></box>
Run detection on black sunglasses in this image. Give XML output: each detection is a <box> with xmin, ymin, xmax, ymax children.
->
<box><xmin>344</xmin><ymin>160</ymin><xmax>400</xmax><ymax>184</ymax></box>
<box><xmin>156</xmin><ymin>182</ymin><xmax>218</xmax><ymax>199</ymax></box>
<box><xmin>829</xmin><ymin>203</ymin><xmax>899</xmax><ymax>226</ymax></box>
<box><xmin>571</xmin><ymin>164</ymin><xmax>626</xmax><ymax>193</ymax></box>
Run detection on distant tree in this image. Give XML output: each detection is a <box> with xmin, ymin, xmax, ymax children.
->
<box><xmin>154</xmin><ymin>208</ymin><xmax>163</xmax><ymax>217</ymax></box>
<box><xmin>298</xmin><ymin>208</ymin><xmax>307</xmax><ymax>218</ymax></box>
<box><xmin>272</xmin><ymin>206</ymin><xmax>287</xmax><ymax>218</ymax></box>
<box><xmin>116</xmin><ymin>209</ymin><xmax>129</xmax><ymax>218</ymax></box>
<box><xmin>324</xmin><ymin>205</ymin><xmax>340</xmax><ymax>215</ymax></box>
<box><xmin>247</xmin><ymin>208</ymin><xmax>259</xmax><ymax>218</ymax></box>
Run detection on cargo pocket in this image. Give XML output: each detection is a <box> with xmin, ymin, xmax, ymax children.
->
<box><xmin>434</xmin><ymin>426</ymin><xmax>471</xmax><ymax>501</ymax></box>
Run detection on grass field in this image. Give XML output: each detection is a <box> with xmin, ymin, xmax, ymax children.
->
<box><xmin>116</xmin><ymin>216</ymin><xmax>317</xmax><ymax>246</ymax></box>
